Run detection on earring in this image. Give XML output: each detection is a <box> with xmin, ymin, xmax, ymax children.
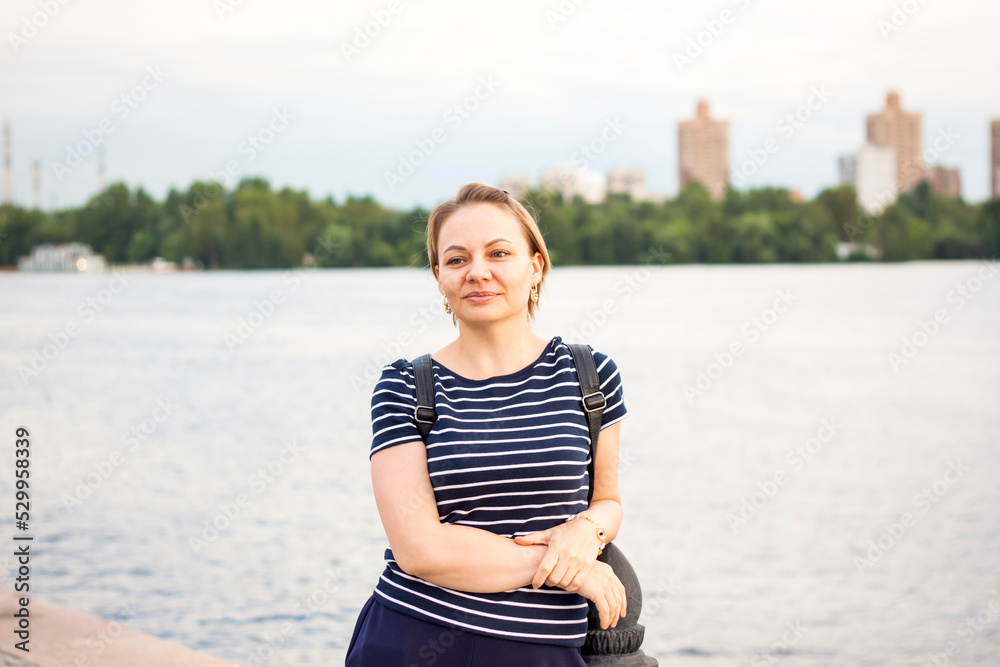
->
<box><xmin>443</xmin><ymin>295</ymin><xmax>452</xmax><ymax>314</ymax></box>
<box><xmin>530</xmin><ymin>282</ymin><xmax>539</xmax><ymax>305</ymax></box>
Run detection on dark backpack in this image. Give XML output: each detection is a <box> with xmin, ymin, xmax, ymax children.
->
<box><xmin>410</xmin><ymin>342</ymin><xmax>606</xmax><ymax>505</ymax></box>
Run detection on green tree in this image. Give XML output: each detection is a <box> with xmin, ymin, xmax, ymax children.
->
<box><xmin>977</xmin><ymin>199</ymin><xmax>1000</xmax><ymax>259</ymax></box>
<box><xmin>878</xmin><ymin>204</ymin><xmax>932</xmax><ymax>261</ymax></box>
<box><xmin>2</xmin><ymin>177</ymin><xmax>994</xmax><ymax>270</ymax></box>
<box><xmin>160</xmin><ymin>181</ymin><xmax>227</xmax><ymax>268</ymax></box>
<box><xmin>730</xmin><ymin>213</ymin><xmax>777</xmax><ymax>263</ymax></box>
<box><xmin>650</xmin><ymin>219</ymin><xmax>695</xmax><ymax>263</ymax></box>
<box><xmin>75</xmin><ymin>183</ymin><xmax>161</xmax><ymax>263</ymax></box>
<box><xmin>814</xmin><ymin>185</ymin><xmax>859</xmax><ymax>242</ymax></box>
<box><xmin>0</xmin><ymin>206</ymin><xmax>50</xmax><ymax>265</ymax></box>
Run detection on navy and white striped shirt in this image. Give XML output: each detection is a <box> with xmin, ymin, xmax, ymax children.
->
<box><xmin>367</xmin><ymin>334</ymin><xmax>627</xmax><ymax>647</ymax></box>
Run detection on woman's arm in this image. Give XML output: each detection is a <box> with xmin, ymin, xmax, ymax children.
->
<box><xmin>371</xmin><ymin>432</ymin><xmax>628</xmax><ymax>628</ymax></box>
<box><xmin>582</xmin><ymin>419</ymin><xmax>625</xmax><ymax>542</ymax></box>
<box><xmin>370</xmin><ymin>439</ymin><xmax>549</xmax><ymax>594</ymax></box>
<box><xmin>514</xmin><ymin>420</ymin><xmax>624</xmax><ymax>589</ymax></box>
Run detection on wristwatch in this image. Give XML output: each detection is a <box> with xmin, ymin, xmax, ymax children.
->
<box><xmin>566</xmin><ymin>513</ymin><xmax>606</xmax><ymax>554</ymax></box>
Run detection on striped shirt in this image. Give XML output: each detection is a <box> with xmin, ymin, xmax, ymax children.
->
<box><xmin>367</xmin><ymin>334</ymin><xmax>627</xmax><ymax>647</ymax></box>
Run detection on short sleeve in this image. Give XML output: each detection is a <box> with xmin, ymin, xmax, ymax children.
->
<box><xmin>370</xmin><ymin>359</ymin><xmax>424</xmax><ymax>459</ymax></box>
<box><xmin>589</xmin><ymin>346</ymin><xmax>627</xmax><ymax>430</ymax></box>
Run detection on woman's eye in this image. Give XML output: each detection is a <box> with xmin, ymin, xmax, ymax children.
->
<box><xmin>492</xmin><ymin>250</ymin><xmax>509</xmax><ymax>258</ymax></box>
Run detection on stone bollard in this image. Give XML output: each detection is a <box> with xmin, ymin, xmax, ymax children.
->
<box><xmin>582</xmin><ymin>543</ymin><xmax>658</xmax><ymax>666</ymax></box>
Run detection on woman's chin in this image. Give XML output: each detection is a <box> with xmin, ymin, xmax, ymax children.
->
<box><xmin>457</xmin><ymin>305</ymin><xmax>520</xmax><ymax>319</ymax></box>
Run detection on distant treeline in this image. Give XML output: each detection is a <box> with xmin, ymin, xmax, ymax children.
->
<box><xmin>1</xmin><ymin>177</ymin><xmax>998</xmax><ymax>268</ymax></box>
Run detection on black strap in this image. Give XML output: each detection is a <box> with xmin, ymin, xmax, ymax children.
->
<box><xmin>566</xmin><ymin>343</ymin><xmax>606</xmax><ymax>506</ymax></box>
<box><xmin>410</xmin><ymin>342</ymin><xmax>606</xmax><ymax>506</ymax></box>
<box><xmin>412</xmin><ymin>353</ymin><xmax>436</xmax><ymax>442</ymax></box>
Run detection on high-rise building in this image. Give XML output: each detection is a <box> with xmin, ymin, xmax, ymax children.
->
<box><xmin>607</xmin><ymin>166</ymin><xmax>647</xmax><ymax>201</ymax></box>
<box><xmin>837</xmin><ymin>155</ymin><xmax>857</xmax><ymax>188</ymax></box>
<box><xmin>678</xmin><ymin>100</ymin><xmax>729</xmax><ymax>201</ymax></box>
<box><xmin>866</xmin><ymin>91</ymin><xmax>923</xmax><ymax>195</ymax></box>
<box><xmin>839</xmin><ymin>144</ymin><xmax>897</xmax><ymax>214</ymax></box>
<box><xmin>924</xmin><ymin>165</ymin><xmax>961</xmax><ymax>198</ymax></box>
<box><xmin>991</xmin><ymin>119</ymin><xmax>1000</xmax><ymax>199</ymax></box>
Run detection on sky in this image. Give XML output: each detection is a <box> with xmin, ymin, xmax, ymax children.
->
<box><xmin>2</xmin><ymin>0</ymin><xmax>999</xmax><ymax>212</ymax></box>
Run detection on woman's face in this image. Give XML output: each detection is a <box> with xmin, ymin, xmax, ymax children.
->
<box><xmin>435</xmin><ymin>203</ymin><xmax>542</xmax><ymax>326</ymax></box>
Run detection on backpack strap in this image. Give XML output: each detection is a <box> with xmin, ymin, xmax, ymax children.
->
<box><xmin>566</xmin><ymin>342</ymin><xmax>606</xmax><ymax>506</ymax></box>
<box><xmin>412</xmin><ymin>353</ymin><xmax>437</xmax><ymax>442</ymax></box>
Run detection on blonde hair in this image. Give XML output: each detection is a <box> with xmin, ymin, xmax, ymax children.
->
<box><xmin>427</xmin><ymin>182</ymin><xmax>550</xmax><ymax>325</ymax></box>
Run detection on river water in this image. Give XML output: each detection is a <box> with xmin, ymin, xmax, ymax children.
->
<box><xmin>1</xmin><ymin>260</ymin><xmax>998</xmax><ymax>666</ymax></box>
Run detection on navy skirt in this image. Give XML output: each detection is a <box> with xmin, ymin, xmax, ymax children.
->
<box><xmin>345</xmin><ymin>594</ymin><xmax>587</xmax><ymax>667</ymax></box>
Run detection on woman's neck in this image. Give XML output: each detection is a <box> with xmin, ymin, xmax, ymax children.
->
<box><xmin>438</xmin><ymin>324</ymin><xmax>551</xmax><ymax>381</ymax></box>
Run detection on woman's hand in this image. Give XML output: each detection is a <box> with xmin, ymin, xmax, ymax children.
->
<box><xmin>575</xmin><ymin>560</ymin><xmax>627</xmax><ymax>629</ymax></box>
<box><xmin>513</xmin><ymin>517</ymin><xmax>603</xmax><ymax>590</ymax></box>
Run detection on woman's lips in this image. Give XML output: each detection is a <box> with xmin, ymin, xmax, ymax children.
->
<box><xmin>465</xmin><ymin>292</ymin><xmax>497</xmax><ymax>303</ymax></box>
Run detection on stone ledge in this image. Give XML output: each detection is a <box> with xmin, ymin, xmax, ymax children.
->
<box><xmin>0</xmin><ymin>587</ymin><xmax>238</xmax><ymax>667</ymax></box>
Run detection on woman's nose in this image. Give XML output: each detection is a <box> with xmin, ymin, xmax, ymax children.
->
<box><xmin>466</xmin><ymin>253</ymin><xmax>491</xmax><ymax>280</ymax></box>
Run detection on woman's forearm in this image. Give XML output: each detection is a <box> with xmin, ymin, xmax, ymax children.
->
<box><xmin>404</xmin><ymin>523</ymin><xmax>550</xmax><ymax>593</ymax></box>
<box><xmin>579</xmin><ymin>498</ymin><xmax>623</xmax><ymax>544</ymax></box>
<box><xmin>405</xmin><ymin>500</ymin><xmax>623</xmax><ymax>592</ymax></box>
<box><xmin>374</xmin><ymin>443</ymin><xmax>568</xmax><ymax>594</ymax></box>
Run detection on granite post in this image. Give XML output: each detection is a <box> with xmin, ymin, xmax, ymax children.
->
<box><xmin>581</xmin><ymin>543</ymin><xmax>658</xmax><ymax>666</ymax></box>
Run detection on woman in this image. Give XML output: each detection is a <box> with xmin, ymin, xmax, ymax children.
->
<box><xmin>346</xmin><ymin>183</ymin><xmax>629</xmax><ymax>666</ymax></box>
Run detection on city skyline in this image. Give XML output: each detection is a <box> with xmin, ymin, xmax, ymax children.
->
<box><xmin>2</xmin><ymin>0</ymin><xmax>999</xmax><ymax>211</ymax></box>
<box><xmin>3</xmin><ymin>90</ymin><xmax>996</xmax><ymax>212</ymax></box>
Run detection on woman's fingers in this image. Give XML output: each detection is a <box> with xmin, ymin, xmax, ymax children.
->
<box><xmin>564</xmin><ymin>563</ymin><xmax>591</xmax><ymax>593</ymax></box>
<box><xmin>525</xmin><ymin>522</ymin><xmax>604</xmax><ymax>590</ymax></box>
<box><xmin>618</xmin><ymin>581</ymin><xmax>628</xmax><ymax>618</ymax></box>
<box><xmin>532</xmin><ymin>551</ymin><xmax>559</xmax><ymax>588</ymax></box>
<box><xmin>540</xmin><ymin>550</ymin><xmax>592</xmax><ymax>589</ymax></box>
<box><xmin>514</xmin><ymin>529</ymin><xmax>550</xmax><ymax>546</ymax></box>
<box><xmin>548</xmin><ymin>561</ymin><xmax>570</xmax><ymax>588</ymax></box>
<box><xmin>575</xmin><ymin>562</ymin><xmax>629</xmax><ymax>629</ymax></box>
<box><xmin>601</xmin><ymin>571</ymin><xmax>625</xmax><ymax>627</ymax></box>
<box><xmin>556</xmin><ymin>560</ymin><xmax>582</xmax><ymax>588</ymax></box>
<box><xmin>595</xmin><ymin>595</ymin><xmax>610</xmax><ymax>629</ymax></box>
<box><xmin>613</xmin><ymin>575</ymin><xmax>625</xmax><ymax>622</ymax></box>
